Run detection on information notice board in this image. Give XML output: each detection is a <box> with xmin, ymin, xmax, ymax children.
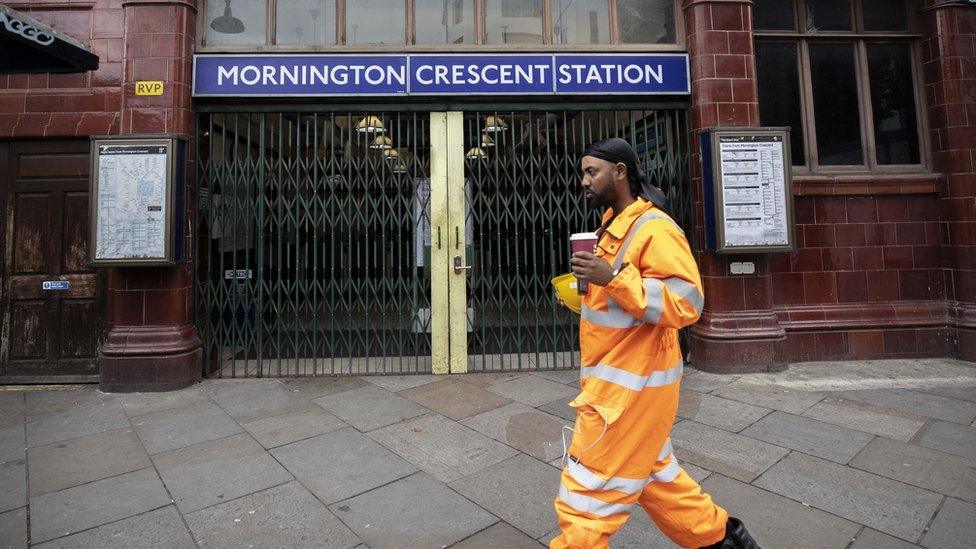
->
<box><xmin>701</xmin><ymin>128</ymin><xmax>795</xmax><ymax>254</ymax></box>
<box><xmin>89</xmin><ymin>135</ymin><xmax>185</xmax><ymax>265</ymax></box>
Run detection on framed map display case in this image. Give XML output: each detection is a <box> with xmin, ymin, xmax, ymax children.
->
<box><xmin>700</xmin><ymin>127</ymin><xmax>796</xmax><ymax>254</ymax></box>
<box><xmin>89</xmin><ymin>135</ymin><xmax>186</xmax><ymax>265</ymax></box>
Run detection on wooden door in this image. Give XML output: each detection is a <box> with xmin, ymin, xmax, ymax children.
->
<box><xmin>0</xmin><ymin>141</ymin><xmax>106</xmax><ymax>383</ymax></box>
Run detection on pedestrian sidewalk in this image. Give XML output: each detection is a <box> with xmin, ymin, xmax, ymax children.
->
<box><xmin>1</xmin><ymin>358</ymin><xmax>975</xmax><ymax>548</ymax></box>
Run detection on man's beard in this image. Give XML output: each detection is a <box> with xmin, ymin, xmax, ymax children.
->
<box><xmin>586</xmin><ymin>182</ymin><xmax>613</xmax><ymax>209</ymax></box>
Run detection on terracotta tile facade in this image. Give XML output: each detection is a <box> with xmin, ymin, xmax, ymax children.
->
<box><xmin>684</xmin><ymin>0</ymin><xmax>975</xmax><ymax>371</ymax></box>
<box><xmin>0</xmin><ymin>0</ymin><xmax>201</xmax><ymax>389</ymax></box>
<box><xmin>0</xmin><ymin>0</ymin><xmax>123</xmax><ymax>136</ymax></box>
<box><xmin>921</xmin><ymin>1</ymin><xmax>976</xmax><ymax>361</ymax></box>
<box><xmin>684</xmin><ymin>0</ymin><xmax>786</xmax><ymax>373</ymax></box>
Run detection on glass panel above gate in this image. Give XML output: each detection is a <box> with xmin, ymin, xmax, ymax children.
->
<box><xmin>196</xmin><ymin>111</ymin><xmax>434</xmax><ymax>376</ymax></box>
<box><xmin>461</xmin><ymin>108</ymin><xmax>692</xmax><ymax>372</ymax></box>
<box><xmin>276</xmin><ymin>0</ymin><xmax>337</xmax><ymax>45</ymax></box>
<box><xmin>199</xmin><ymin>0</ymin><xmax>681</xmax><ymax>48</ymax></box>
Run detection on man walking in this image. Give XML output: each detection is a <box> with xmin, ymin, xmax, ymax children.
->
<box><xmin>552</xmin><ymin>138</ymin><xmax>759</xmax><ymax>549</ymax></box>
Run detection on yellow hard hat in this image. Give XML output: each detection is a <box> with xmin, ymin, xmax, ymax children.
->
<box><xmin>551</xmin><ymin>272</ymin><xmax>582</xmax><ymax>314</ymax></box>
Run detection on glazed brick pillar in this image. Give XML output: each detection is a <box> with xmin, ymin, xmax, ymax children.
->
<box><xmin>682</xmin><ymin>0</ymin><xmax>787</xmax><ymax>373</ymax></box>
<box><xmin>921</xmin><ymin>2</ymin><xmax>976</xmax><ymax>361</ymax></box>
<box><xmin>98</xmin><ymin>0</ymin><xmax>200</xmax><ymax>391</ymax></box>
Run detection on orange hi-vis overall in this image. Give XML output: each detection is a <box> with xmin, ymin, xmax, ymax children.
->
<box><xmin>551</xmin><ymin>198</ymin><xmax>728</xmax><ymax>549</ymax></box>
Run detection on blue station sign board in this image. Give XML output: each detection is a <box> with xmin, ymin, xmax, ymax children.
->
<box><xmin>192</xmin><ymin>53</ymin><xmax>690</xmax><ymax>97</ymax></box>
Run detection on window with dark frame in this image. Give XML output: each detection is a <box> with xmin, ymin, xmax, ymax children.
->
<box><xmin>200</xmin><ymin>0</ymin><xmax>681</xmax><ymax>47</ymax></box>
<box><xmin>753</xmin><ymin>0</ymin><xmax>924</xmax><ymax>171</ymax></box>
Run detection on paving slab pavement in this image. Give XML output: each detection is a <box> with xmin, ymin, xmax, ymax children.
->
<box><xmin>912</xmin><ymin>419</ymin><xmax>976</xmax><ymax>459</ymax></box>
<box><xmin>185</xmin><ymin>481</ymin><xmax>360</xmax><ymax>549</ymax></box>
<box><xmin>849</xmin><ymin>436</ymin><xmax>976</xmax><ymax>503</ymax></box>
<box><xmin>919</xmin><ymin>498</ymin><xmax>976</xmax><ymax>549</ymax></box>
<box><xmin>700</xmin><ymin>473</ymin><xmax>862</xmax><ymax>549</ymax></box>
<box><xmin>741</xmin><ymin>410</ymin><xmax>874</xmax><ymax>464</ymax></box>
<box><xmin>449</xmin><ymin>453</ymin><xmax>561</xmax><ymax>539</ymax></box>
<box><xmin>2</xmin><ymin>357</ymin><xmax>975</xmax><ymax>548</ymax></box>
<box><xmin>0</xmin><ymin>507</ymin><xmax>27</xmax><ymax>549</ymax></box>
<box><xmin>33</xmin><ymin>506</ymin><xmax>194</xmax><ymax>549</ymax></box>
<box><xmin>328</xmin><ymin>472</ymin><xmax>498</xmax><ymax>549</ymax></box>
<box><xmin>754</xmin><ymin>452</ymin><xmax>943</xmax><ymax>542</ymax></box>
<box><xmin>270</xmin><ymin>427</ymin><xmax>417</xmax><ymax>504</ymax></box>
<box><xmin>28</xmin><ymin>467</ymin><xmax>170</xmax><ymax>544</ymax></box>
<box><xmin>26</xmin><ymin>427</ymin><xmax>150</xmax><ymax>496</ymax></box>
<box><xmin>801</xmin><ymin>396</ymin><xmax>927</xmax><ymax>441</ymax></box>
<box><xmin>461</xmin><ymin>402</ymin><xmax>570</xmax><ymax>462</ymax></box>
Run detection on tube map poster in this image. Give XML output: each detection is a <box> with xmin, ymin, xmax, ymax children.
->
<box><xmin>94</xmin><ymin>144</ymin><xmax>168</xmax><ymax>260</ymax></box>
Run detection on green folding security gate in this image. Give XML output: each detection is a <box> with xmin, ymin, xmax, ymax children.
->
<box><xmin>195</xmin><ymin>106</ymin><xmax>692</xmax><ymax>377</ymax></box>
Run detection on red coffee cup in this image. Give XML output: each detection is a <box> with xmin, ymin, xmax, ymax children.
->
<box><xmin>570</xmin><ymin>232</ymin><xmax>599</xmax><ymax>294</ymax></box>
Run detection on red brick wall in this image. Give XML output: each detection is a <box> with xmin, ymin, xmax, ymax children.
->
<box><xmin>120</xmin><ymin>0</ymin><xmax>195</xmax><ymax>135</ymax></box>
<box><xmin>770</xmin><ymin>193</ymin><xmax>950</xmax><ymax>361</ymax></box>
<box><xmin>771</xmin><ymin>195</ymin><xmax>944</xmax><ymax>306</ymax></box>
<box><xmin>0</xmin><ymin>0</ymin><xmax>202</xmax><ymax>390</ymax></box>
<box><xmin>0</xmin><ymin>0</ymin><xmax>124</xmax><ymax>137</ymax></box>
<box><xmin>684</xmin><ymin>0</ymin><xmax>788</xmax><ymax>372</ymax></box>
<box><xmin>921</xmin><ymin>2</ymin><xmax>976</xmax><ymax>361</ymax></box>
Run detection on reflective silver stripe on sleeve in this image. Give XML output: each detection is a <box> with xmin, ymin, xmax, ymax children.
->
<box><xmin>581</xmin><ymin>210</ymin><xmax>687</xmax><ymax>329</ymax></box>
<box><xmin>580</xmin><ymin>359</ymin><xmax>683</xmax><ymax>390</ymax></box>
<box><xmin>565</xmin><ymin>462</ymin><xmax>649</xmax><ymax>495</ymax></box>
<box><xmin>642</xmin><ymin>278</ymin><xmax>664</xmax><ymax>324</ymax></box>
<box><xmin>663</xmin><ymin>276</ymin><xmax>704</xmax><ymax>315</ymax></box>
<box><xmin>558</xmin><ymin>485</ymin><xmax>635</xmax><ymax>517</ymax></box>
<box><xmin>650</xmin><ymin>456</ymin><xmax>682</xmax><ymax>483</ymax></box>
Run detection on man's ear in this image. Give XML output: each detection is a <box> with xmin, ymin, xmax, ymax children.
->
<box><xmin>615</xmin><ymin>163</ymin><xmax>628</xmax><ymax>182</ymax></box>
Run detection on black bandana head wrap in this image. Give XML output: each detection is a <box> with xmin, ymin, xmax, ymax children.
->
<box><xmin>582</xmin><ymin>137</ymin><xmax>669</xmax><ymax>211</ymax></box>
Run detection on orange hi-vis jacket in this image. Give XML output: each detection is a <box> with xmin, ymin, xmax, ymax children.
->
<box><xmin>571</xmin><ymin>197</ymin><xmax>702</xmax><ymax>425</ymax></box>
<box><xmin>552</xmin><ymin>198</ymin><xmax>727</xmax><ymax>549</ymax></box>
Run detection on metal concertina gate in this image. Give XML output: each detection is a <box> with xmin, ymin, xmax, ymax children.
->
<box><xmin>195</xmin><ymin>105</ymin><xmax>693</xmax><ymax>377</ymax></box>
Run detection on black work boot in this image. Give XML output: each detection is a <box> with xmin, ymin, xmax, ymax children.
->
<box><xmin>701</xmin><ymin>517</ymin><xmax>761</xmax><ymax>549</ymax></box>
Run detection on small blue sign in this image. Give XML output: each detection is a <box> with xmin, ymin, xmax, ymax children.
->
<box><xmin>42</xmin><ymin>280</ymin><xmax>70</xmax><ymax>290</ymax></box>
<box><xmin>192</xmin><ymin>53</ymin><xmax>690</xmax><ymax>97</ymax></box>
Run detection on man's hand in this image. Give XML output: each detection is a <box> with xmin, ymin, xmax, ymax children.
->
<box><xmin>571</xmin><ymin>251</ymin><xmax>616</xmax><ymax>287</ymax></box>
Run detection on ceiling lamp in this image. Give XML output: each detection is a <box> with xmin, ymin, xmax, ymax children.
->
<box><xmin>211</xmin><ymin>0</ymin><xmax>245</xmax><ymax>34</ymax></box>
<box><xmin>465</xmin><ymin>147</ymin><xmax>488</xmax><ymax>160</ymax></box>
<box><xmin>484</xmin><ymin>115</ymin><xmax>508</xmax><ymax>133</ymax></box>
<box><xmin>392</xmin><ymin>159</ymin><xmax>409</xmax><ymax>173</ymax></box>
<box><xmin>383</xmin><ymin>148</ymin><xmax>400</xmax><ymax>160</ymax></box>
<box><xmin>369</xmin><ymin>135</ymin><xmax>393</xmax><ymax>149</ymax></box>
<box><xmin>356</xmin><ymin>115</ymin><xmax>386</xmax><ymax>133</ymax></box>
<box><xmin>480</xmin><ymin>133</ymin><xmax>495</xmax><ymax>148</ymax></box>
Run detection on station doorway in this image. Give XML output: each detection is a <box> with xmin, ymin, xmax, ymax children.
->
<box><xmin>195</xmin><ymin>105</ymin><xmax>692</xmax><ymax>377</ymax></box>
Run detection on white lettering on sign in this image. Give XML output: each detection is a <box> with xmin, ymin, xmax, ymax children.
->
<box><xmin>224</xmin><ymin>269</ymin><xmax>253</xmax><ymax>280</ymax></box>
<box><xmin>413</xmin><ymin>63</ymin><xmax>549</xmax><ymax>86</ymax></box>
<box><xmin>0</xmin><ymin>11</ymin><xmax>56</xmax><ymax>46</ymax></box>
<box><xmin>217</xmin><ymin>64</ymin><xmax>408</xmax><ymax>87</ymax></box>
<box><xmin>42</xmin><ymin>280</ymin><xmax>70</xmax><ymax>290</ymax></box>
<box><xmin>558</xmin><ymin>63</ymin><xmax>663</xmax><ymax>85</ymax></box>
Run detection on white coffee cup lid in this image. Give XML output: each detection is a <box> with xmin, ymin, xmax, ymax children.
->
<box><xmin>570</xmin><ymin>232</ymin><xmax>598</xmax><ymax>241</ymax></box>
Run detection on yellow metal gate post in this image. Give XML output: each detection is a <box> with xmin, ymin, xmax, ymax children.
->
<box><xmin>445</xmin><ymin>112</ymin><xmax>468</xmax><ymax>374</ymax></box>
<box><xmin>429</xmin><ymin>112</ymin><xmax>468</xmax><ymax>375</ymax></box>
<box><xmin>430</xmin><ymin>112</ymin><xmax>450</xmax><ymax>374</ymax></box>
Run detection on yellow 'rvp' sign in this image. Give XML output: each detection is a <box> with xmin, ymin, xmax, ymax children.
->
<box><xmin>135</xmin><ymin>81</ymin><xmax>164</xmax><ymax>96</ymax></box>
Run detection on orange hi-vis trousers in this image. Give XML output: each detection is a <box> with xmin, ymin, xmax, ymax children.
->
<box><xmin>551</xmin><ymin>386</ymin><xmax>727</xmax><ymax>549</ymax></box>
